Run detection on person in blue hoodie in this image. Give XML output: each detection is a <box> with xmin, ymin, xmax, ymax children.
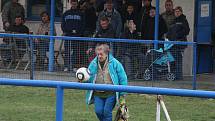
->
<box><xmin>83</xmin><ymin>43</ymin><xmax>128</xmax><ymax>121</ymax></box>
<box><xmin>61</xmin><ymin>0</ymin><xmax>85</xmax><ymax>72</ymax></box>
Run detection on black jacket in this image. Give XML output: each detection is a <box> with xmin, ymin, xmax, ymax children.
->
<box><xmin>122</xmin><ymin>12</ymin><xmax>138</xmax><ymax>28</ymax></box>
<box><xmin>121</xmin><ymin>29</ymin><xmax>141</xmax><ymax>55</ymax></box>
<box><xmin>166</xmin><ymin>14</ymin><xmax>190</xmax><ymax>41</ymax></box>
<box><xmin>122</xmin><ymin>29</ymin><xmax>139</xmax><ymax>40</ymax></box>
<box><xmin>141</xmin><ymin>15</ymin><xmax>167</xmax><ymax>40</ymax></box>
<box><xmin>8</xmin><ymin>24</ymin><xmax>29</xmax><ymax>34</ymax></box>
<box><xmin>166</xmin><ymin>14</ymin><xmax>190</xmax><ymax>50</ymax></box>
<box><xmin>84</xmin><ymin>5</ymin><xmax>97</xmax><ymax>33</ymax></box>
<box><xmin>8</xmin><ymin>24</ymin><xmax>29</xmax><ymax>48</ymax></box>
<box><xmin>61</xmin><ymin>9</ymin><xmax>85</xmax><ymax>36</ymax></box>
<box><xmin>88</xmin><ymin>25</ymin><xmax>116</xmax><ymax>48</ymax></box>
<box><xmin>95</xmin><ymin>25</ymin><xmax>116</xmax><ymax>38</ymax></box>
<box><xmin>137</xmin><ymin>5</ymin><xmax>155</xmax><ymax>32</ymax></box>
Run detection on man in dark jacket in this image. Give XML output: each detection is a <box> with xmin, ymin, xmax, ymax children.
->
<box><xmin>61</xmin><ymin>0</ymin><xmax>85</xmax><ymax>72</ymax></box>
<box><xmin>0</xmin><ymin>15</ymin><xmax>29</xmax><ymax>65</ymax></box>
<box><xmin>167</xmin><ymin>7</ymin><xmax>190</xmax><ymax>43</ymax></box>
<box><xmin>166</xmin><ymin>6</ymin><xmax>190</xmax><ymax>80</ymax></box>
<box><xmin>80</xmin><ymin>0</ymin><xmax>97</xmax><ymax>37</ymax></box>
<box><xmin>141</xmin><ymin>7</ymin><xmax>167</xmax><ymax>49</ymax></box>
<box><xmin>96</xmin><ymin>0</ymin><xmax>122</xmax><ymax>38</ymax></box>
<box><xmin>142</xmin><ymin>8</ymin><xmax>167</xmax><ymax>40</ymax></box>
<box><xmin>137</xmin><ymin>0</ymin><xmax>155</xmax><ymax>33</ymax></box>
<box><xmin>95</xmin><ymin>16</ymin><xmax>116</xmax><ymax>38</ymax></box>
<box><xmin>121</xmin><ymin>3</ymin><xmax>138</xmax><ymax>31</ymax></box>
<box><xmin>161</xmin><ymin>0</ymin><xmax>176</xmax><ymax>30</ymax></box>
<box><xmin>86</xmin><ymin>16</ymin><xmax>115</xmax><ymax>63</ymax></box>
<box><xmin>8</xmin><ymin>15</ymin><xmax>29</xmax><ymax>60</ymax></box>
<box><xmin>141</xmin><ymin>7</ymin><xmax>168</xmax><ymax>79</ymax></box>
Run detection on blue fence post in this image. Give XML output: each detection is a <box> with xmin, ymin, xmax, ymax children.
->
<box><xmin>56</xmin><ymin>86</ymin><xmax>64</xmax><ymax>121</ymax></box>
<box><xmin>154</xmin><ymin>0</ymin><xmax>160</xmax><ymax>49</ymax></box>
<box><xmin>193</xmin><ymin>43</ymin><xmax>197</xmax><ymax>90</ymax></box>
<box><xmin>152</xmin><ymin>0</ymin><xmax>160</xmax><ymax>81</ymax></box>
<box><xmin>48</xmin><ymin>0</ymin><xmax>55</xmax><ymax>72</ymax></box>
<box><xmin>29</xmin><ymin>36</ymin><xmax>34</xmax><ymax>79</ymax></box>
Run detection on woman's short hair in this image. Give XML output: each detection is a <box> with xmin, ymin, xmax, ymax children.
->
<box><xmin>95</xmin><ymin>43</ymin><xmax>110</xmax><ymax>54</ymax></box>
<box><xmin>175</xmin><ymin>6</ymin><xmax>183</xmax><ymax>13</ymax></box>
<box><xmin>165</xmin><ymin>0</ymin><xmax>173</xmax><ymax>4</ymax></box>
<box><xmin>40</xmin><ymin>11</ymin><xmax>50</xmax><ymax>20</ymax></box>
<box><xmin>100</xmin><ymin>16</ymin><xmax>110</xmax><ymax>22</ymax></box>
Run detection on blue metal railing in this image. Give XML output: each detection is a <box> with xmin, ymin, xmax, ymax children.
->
<box><xmin>0</xmin><ymin>33</ymin><xmax>195</xmax><ymax>45</ymax></box>
<box><xmin>193</xmin><ymin>43</ymin><xmax>197</xmax><ymax>90</ymax></box>
<box><xmin>154</xmin><ymin>0</ymin><xmax>160</xmax><ymax>49</ymax></box>
<box><xmin>0</xmin><ymin>33</ymin><xmax>197</xmax><ymax>89</ymax></box>
<box><xmin>49</xmin><ymin>0</ymin><xmax>55</xmax><ymax>72</ymax></box>
<box><xmin>0</xmin><ymin>0</ymin><xmax>200</xmax><ymax>120</ymax></box>
<box><xmin>0</xmin><ymin>78</ymin><xmax>215</xmax><ymax>121</ymax></box>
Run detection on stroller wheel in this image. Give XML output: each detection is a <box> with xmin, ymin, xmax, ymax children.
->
<box><xmin>144</xmin><ymin>69</ymin><xmax>151</xmax><ymax>81</ymax></box>
<box><xmin>166</xmin><ymin>73</ymin><xmax>176</xmax><ymax>81</ymax></box>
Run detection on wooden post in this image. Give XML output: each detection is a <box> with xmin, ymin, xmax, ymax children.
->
<box><xmin>156</xmin><ymin>95</ymin><xmax>172</xmax><ymax>121</ymax></box>
<box><xmin>156</xmin><ymin>95</ymin><xmax>161</xmax><ymax>121</ymax></box>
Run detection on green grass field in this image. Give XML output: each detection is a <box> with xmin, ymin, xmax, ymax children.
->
<box><xmin>0</xmin><ymin>86</ymin><xmax>215</xmax><ymax>121</ymax></box>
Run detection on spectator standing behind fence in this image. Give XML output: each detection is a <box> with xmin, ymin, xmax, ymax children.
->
<box><xmin>121</xmin><ymin>3</ymin><xmax>138</xmax><ymax>31</ymax></box>
<box><xmin>79</xmin><ymin>0</ymin><xmax>97</xmax><ymax>37</ymax></box>
<box><xmin>166</xmin><ymin>6</ymin><xmax>190</xmax><ymax>80</ymax></box>
<box><xmin>8</xmin><ymin>16</ymin><xmax>29</xmax><ymax>58</ymax></box>
<box><xmin>2</xmin><ymin>0</ymin><xmax>25</xmax><ymax>31</ymax></box>
<box><xmin>96</xmin><ymin>0</ymin><xmax>122</xmax><ymax>59</ymax></box>
<box><xmin>95</xmin><ymin>16</ymin><xmax>116</xmax><ymax>39</ymax></box>
<box><xmin>96</xmin><ymin>0</ymin><xmax>122</xmax><ymax>38</ymax></box>
<box><xmin>34</xmin><ymin>11</ymin><xmax>56</xmax><ymax>69</ymax></box>
<box><xmin>141</xmin><ymin>7</ymin><xmax>167</xmax><ymax>44</ymax></box>
<box><xmin>161</xmin><ymin>0</ymin><xmax>176</xmax><ymax>31</ymax></box>
<box><xmin>84</xmin><ymin>43</ymin><xmax>128</xmax><ymax>121</ymax></box>
<box><xmin>121</xmin><ymin>20</ymin><xmax>140</xmax><ymax>79</ymax></box>
<box><xmin>137</xmin><ymin>0</ymin><xmax>154</xmax><ymax>34</ymax></box>
<box><xmin>61</xmin><ymin>0</ymin><xmax>85</xmax><ymax>72</ymax></box>
<box><xmin>86</xmin><ymin>16</ymin><xmax>116</xmax><ymax>63</ymax></box>
<box><xmin>140</xmin><ymin>7</ymin><xmax>167</xmax><ymax>79</ymax></box>
<box><xmin>95</xmin><ymin>0</ymin><xmax>118</xmax><ymax>13</ymax></box>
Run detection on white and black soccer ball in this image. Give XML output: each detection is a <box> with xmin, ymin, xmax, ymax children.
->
<box><xmin>76</xmin><ymin>67</ymin><xmax>90</xmax><ymax>82</ymax></box>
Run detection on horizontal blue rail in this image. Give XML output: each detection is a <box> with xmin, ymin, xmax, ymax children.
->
<box><xmin>0</xmin><ymin>33</ymin><xmax>195</xmax><ymax>45</ymax></box>
<box><xmin>1</xmin><ymin>78</ymin><xmax>213</xmax><ymax>121</ymax></box>
<box><xmin>0</xmin><ymin>78</ymin><xmax>214</xmax><ymax>99</ymax></box>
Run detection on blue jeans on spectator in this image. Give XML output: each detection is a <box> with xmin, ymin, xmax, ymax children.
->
<box><xmin>94</xmin><ymin>95</ymin><xmax>116</xmax><ymax>121</ymax></box>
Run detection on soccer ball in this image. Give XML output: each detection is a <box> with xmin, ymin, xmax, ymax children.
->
<box><xmin>76</xmin><ymin>67</ymin><xmax>90</xmax><ymax>82</ymax></box>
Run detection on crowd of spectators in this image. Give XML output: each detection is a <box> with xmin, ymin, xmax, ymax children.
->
<box><xmin>0</xmin><ymin>0</ymin><xmax>190</xmax><ymax>80</ymax></box>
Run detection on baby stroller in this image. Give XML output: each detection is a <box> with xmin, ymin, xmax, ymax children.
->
<box><xmin>143</xmin><ymin>39</ymin><xmax>176</xmax><ymax>81</ymax></box>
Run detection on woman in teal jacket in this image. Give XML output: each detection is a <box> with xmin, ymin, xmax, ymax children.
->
<box><xmin>85</xmin><ymin>43</ymin><xmax>128</xmax><ymax>121</ymax></box>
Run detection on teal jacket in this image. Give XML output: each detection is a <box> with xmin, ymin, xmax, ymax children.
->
<box><xmin>85</xmin><ymin>54</ymin><xmax>128</xmax><ymax>105</ymax></box>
